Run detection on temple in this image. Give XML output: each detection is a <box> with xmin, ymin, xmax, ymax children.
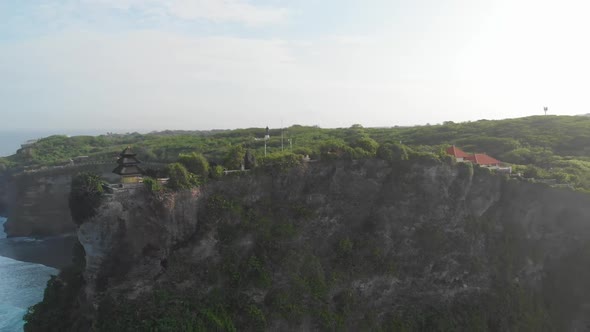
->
<box><xmin>113</xmin><ymin>147</ymin><xmax>143</xmax><ymax>183</ymax></box>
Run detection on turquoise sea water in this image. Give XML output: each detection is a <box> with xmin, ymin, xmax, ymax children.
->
<box><xmin>0</xmin><ymin>217</ymin><xmax>58</xmax><ymax>332</ymax></box>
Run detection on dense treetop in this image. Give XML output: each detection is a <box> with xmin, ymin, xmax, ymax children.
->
<box><xmin>3</xmin><ymin>115</ymin><xmax>590</xmax><ymax>190</ymax></box>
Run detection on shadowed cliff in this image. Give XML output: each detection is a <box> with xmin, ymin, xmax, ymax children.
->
<box><xmin>25</xmin><ymin>159</ymin><xmax>590</xmax><ymax>331</ymax></box>
<box><xmin>0</xmin><ymin>165</ymin><xmax>119</xmax><ymax>237</ymax></box>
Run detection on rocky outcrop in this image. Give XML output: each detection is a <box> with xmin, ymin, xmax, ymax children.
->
<box><xmin>0</xmin><ymin>174</ymin><xmax>13</xmax><ymax>218</ymax></box>
<box><xmin>0</xmin><ymin>165</ymin><xmax>118</xmax><ymax>237</ymax></box>
<box><xmin>78</xmin><ymin>187</ymin><xmax>202</xmax><ymax>301</ymax></box>
<box><xmin>29</xmin><ymin>159</ymin><xmax>590</xmax><ymax>331</ymax></box>
<box><xmin>3</xmin><ymin>173</ymin><xmax>75</xmax><ymax>237</ymax></box>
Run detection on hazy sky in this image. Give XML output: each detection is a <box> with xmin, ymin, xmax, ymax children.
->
<box><xmin>1</xmin><ymin>0</ymin><xmax>589</xmax><ymax>131</ymax></box>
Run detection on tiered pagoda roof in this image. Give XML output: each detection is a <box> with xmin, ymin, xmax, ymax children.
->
<box><xmin>112</xmin><ymin>147</ymin><xmax>143</xmax><ymax>176</ymax></box>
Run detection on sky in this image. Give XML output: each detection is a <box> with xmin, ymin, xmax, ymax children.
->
<box><xmin>1</xmin><ymin>0</ymin><xmax>590</xmax><ymax>132</ymax></box>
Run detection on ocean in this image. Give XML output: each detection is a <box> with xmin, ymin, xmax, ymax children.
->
<box><xmin>0</xmin><ymin>130</ymin><xmax>99</xmax><ymax>331</ymax></box>
<box><xmin>0</xmin><ymin>132</ymin><xmax>54</xmax><ymax>157</ymax></box>
<box><xmin>0</xmin><ymin>130</ymin><xmax>111</xmax><ymax>157</ymax></box>
<box><xmin>0</xmin><ymin>217</ymin><xmax>64</xmax><ymax>332</ymax></box>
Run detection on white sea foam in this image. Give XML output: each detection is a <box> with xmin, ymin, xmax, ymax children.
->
<box><xmin>0</xmin><ymin>217</ymin><xmax>58</xmax><ymax>332</ymax></box>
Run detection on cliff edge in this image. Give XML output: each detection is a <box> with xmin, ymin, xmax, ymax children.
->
<box><xmin>0</xmin><ymin>165</ymin><xmax>119</xmax><ymax>237</ymax></box>
<box><xmin>25</xmin><ymin>159</ymin><xmax>590</xmax><ymax>331</ymax></box>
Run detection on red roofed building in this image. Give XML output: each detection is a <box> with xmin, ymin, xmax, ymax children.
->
<box><xmin>447</xmin><ymin>145</ymin><xmax>511</xmax><ymax>173</ymax></box>
<box><xmin>464</xmin><ymin>153</ymin><xmax>501</xmax><ymax>167</ymax></box>
<box><xmin>446</xmin><ymin>145</ymin><xmax>471</xmax><ymax>162</ymax></box>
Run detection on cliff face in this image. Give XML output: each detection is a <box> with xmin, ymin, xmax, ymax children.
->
<box><xmin>30</xmin><ymin>160</ymin><xmax>590</xmax><ymax>331</ymax></box>
<box><xmin>0</xmin><ymin>174</ymin><xmax>13</xmax><ymax>217</ymax></box>
<box><xmin>0</xmin><ymin>165</ymin><xmax>118</xmax><ymax>237</ymax></box>
<box><xmin>3</xmin><ymin>173</ymin><xmax>75</xmax><ymax>237</ymax></box>
<box><xmin>78</xmin><ymin>188</ymin><xmax>202</xmax><ymax>301</ymax></box>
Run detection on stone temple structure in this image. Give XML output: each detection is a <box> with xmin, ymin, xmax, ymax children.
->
<box><xmin>112</xmin><ymin>147</ymin><xmax>143</xmax><ymax>183</ymax></box>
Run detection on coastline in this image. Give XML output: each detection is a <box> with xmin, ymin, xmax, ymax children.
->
<box><xmin>1</xmin><ymin>217</ymin><xmax>75</xmax><ymax>269</ymax></box>
<box><xmin>0</xmin><ymin>234</ymin><xmax>76</xmax><ymax>269</ymax></box>
<box><xmin>0</xmin><ymin>216</ymin><xmax>62</xmax><ymax>331</ymax></box>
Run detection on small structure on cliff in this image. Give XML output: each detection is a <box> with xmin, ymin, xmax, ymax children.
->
<box><xmin>113</xmin><ymin>147</ymin><xmax>143</xmax><ymax>183</ymax></box>
<box><xmin>446</xmin><ymin>145</ymin><xmax>472</xmax><ymax>162</ymax></box>
<box><xmin>446</xmin><ymin>145</ymin><xmax>511</xmax><ymax>173</ymax></box>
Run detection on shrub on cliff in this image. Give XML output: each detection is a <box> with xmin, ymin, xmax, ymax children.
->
<box><xmin>0</xmin><ymin>159</ymin><xmax>8</xmax><ymax>172</ymax></box>
<box><xmin>69</xmin><ymin>172</ymin><xmax>105</xmax><ymax>225</ymax></box>
<box><xmin>224</xmin><ymin>145</ymin><xmax>246</xmax><ymax>170</ymax></box>
<box><xmin>243</xmin><ymin>149</ymin><xmax>256</xmax><ymax>170</ymax></box>
<box><xmin>457</xmin><ymin>161</ymin><xmax>474</xmax><ymax>179</ymax></box>
<box><xmin>178</xmin><ymin>152</ymin><xmax>210</xmax><ymax>179</ymax></box>
<box><xmin>259</xmin><ymin>151</ymin><xmax>303</xmax><ymax>173</ymax></box>
<box><xmin>377</xmin><ymin>142</ymin><xmax>409</xmax><ymax>162</ymax></box>
<box><xmin>24</xmin><ymin>241</ymin><xmax>87</xmax><ymax>331</ymax></box>
<box><xmin>352</xmin><ymin>136</ymin><xmax>378</xmax><ymax>156</ymax></box>
<box><xmin>143</xmin><ymin>177</ymin><xmax>163</xmax><ymax>193</ymax></box>
<box><xmin>319</xmin><ymin>139</ymin><xmax>355</xmax><ymax>160</ymax></box>
<box><xmin>210</xmin><ymin>165</ymin><xmax>225</xmax><ymax>179</ymax></box>
<box><xmin>166</xmin><ymin>163</ymin><xmax>198</xmax><ymax>190</ymax></box>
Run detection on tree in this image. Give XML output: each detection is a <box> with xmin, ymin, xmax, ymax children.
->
<box><xmin>260</xmin><ymin>151</ymin><xmax>302</xmax><ymax>172</ymax></box>
<box><xmin>166</xmin><ymin>163</ymin><xmax>193</xmax><ymax>190</ymax></box>
<box><xmin>319</xmin><ymin>139</ymin><xmax>354</xmax><ymax>160</ymax></box>
<box><xmin>210</xmin><ymin>165</ymin><xmax>224</xmax><ymax>179</ymax></box>
<box><xmin>377</xmin><ymin>142</ymin><xmax>409</xmax><ymax>162</ymax></box>
<box><xmin>137</xmin><ymin>147</ymin><xmax>158</xmax><ymax>161</ymax></box>
<box><xmin>69</xmin><ymin>172</ymin><xmax>105</xmax><ymax>225</ymax></box>
<box><xmin>353</xmin><ymin>136</ymin><xmax>378</xmax><ymax>155</ymax></box>
<box><xmin>224</xmin><ymin>145</ymin><xmax>245</xmax><ymax>170</ymax></box>
<box><xmin>178</xmin><ymin>152</ymin><xmax>209</xmax><ymax>179</ymax></box>
<box><xmin>143</xmin><ymin>177</ymin><xmax>163</xmax><ymax>192</ymax></box>
<box><xmin>522</xmin><ymin>165</ymin><xmax>546</xmax><ymax>178</ymax></box>
<box><xmin>244</xmin><ymin>149</ymin><xmax>257</xmax><ymax>170</ymax></box>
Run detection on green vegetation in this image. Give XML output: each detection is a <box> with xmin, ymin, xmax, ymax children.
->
<box><xmin>178</xmin><ymin>152</ymin><xmax>209</xmax><ymax>180</ymax></box>
<box><xmin>143</xmin><ymin>177</ymin><xmax>164</xmax><ymax>192</ymax></box>
<box><xmin>20</xmin><ymin>115</ymin><xmax>590</xmax><ymax>331</ymax></box>
<box><xmin>166</xmin><ymin>163</ymin><xmax>198</xmax><ymax>190</ymax></box>
<box><xmin>26</xmin><ymin>139</ymin><xmax>590</xmax><ymax>330</ymax></box>
<box><xmin>24</xmin><ymin>241</ymin><xmax>87</xmax><ymax>332</ymax></box>
<box><xmin>85</xmin><ymin>167</ymin><xmax>559</xmax><ymax>331</ymax></box>
<box><xmin>3</xmin><ymin>116</ymin><xmax>590</xmax><ymax>190</ymax></box>
<box><xmin>376</xmin><ymin>141</ymin><xmax>409</xmax><ymax>162</ymax></box>
<box><xmin>68</xmin><ymin>172</ymin><xmax>106</xmax><ymax>225</ymax></box>
<box><xmin>96</xmin><ymin>291</ymin><xmax>239</xmax><ymax>332</ymax></box>
<box><xmin>224</xmin><ymin>145</ymin><xmax>246</xmax><ymax>170</ymax></box>
<box><xmin>258</xmin><ymin>151</ymin><xmax>303</xmax><ymax>173</ymax></box>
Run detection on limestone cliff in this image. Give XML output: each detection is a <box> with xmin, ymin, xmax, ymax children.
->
<box><xmin>0</xmin><ymin>165</ymin><xmax>118</xmax><ymax>237</ymax></box>
<box><xmin>26</xmin><ymin>159</ymin><xmax>590</xmax><ymax>331</ymax></box>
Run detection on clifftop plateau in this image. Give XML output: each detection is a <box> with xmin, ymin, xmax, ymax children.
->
<box><xmin>25</xmin><ymin>159</ymin><xmax>590</xmax><ymax>331</ymax></box>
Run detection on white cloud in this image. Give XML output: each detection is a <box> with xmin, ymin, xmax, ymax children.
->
<box><xmin>0</xmin><ymin>29</ymin><xmax>411</xmax><ymax>130</ymax></box>
<box><xmin>5</xmin><ymin>25</ymin><xmax>583</xmax><ymax>132</ymax></box>
<box><xmin>166</xmin><ymin>0</ymin><xmax>289</xmax><ymax>26</ymax></box>
<box><xmin>73</xmin><ymin>0</ymin><xmax>289</xmax><ymax>26</ymax></box>
<box><xmin>6</xmin><ymin>0</ymin><xmax>590</xmax><ymax>131</ymax></box>
<box><xmin>0</xmin><ymin>30</ymin><xmax>304</xmax><ymax>130</ymax></box>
